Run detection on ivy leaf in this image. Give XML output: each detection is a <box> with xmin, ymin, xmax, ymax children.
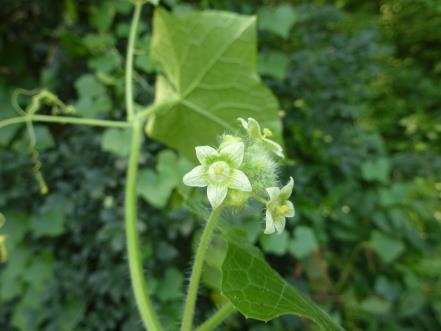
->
<box><xmin>101</xmin><ymin>128</ymin><xmax>132</xmax><ymax>158</ymax></box>
<box><xmin>52</xmin><ymin>298</ymin><xmax>85</xmax><ymax>331</ymax></box>
<box><xmin>30</xmin><ymin>197</ymin><xmax>68</xmax><ymax>238</ymax></box>
<box><xmin>34</xmin><ymin>126</ymin><xmax>55</xmax><ymax>151</ymax></box>
<box><xmin>0</xmin><ymin>244</ymin><xmax>32</xmax><ymax>301</ymax></box>
<box><xmin>359</xmin><ymin>296</ymin><xmax>391</xmax><ymax>315</ymax></box>
<box><xmin>258</xmin><ymin>4</ymin><xmax>297</xmax><ymax>39</ymax></box>
<box><xmin>361</xmin><ymin>158</ymin><xmax>390</xmax><ymax>184</ymax></box>
<box><xmin>257</xmin><ymin>51</ymin><xmax>290</xmax><ymax>80</ymax></box>
<box><xmin>88</xmin><ymin>50</ymin><xmax>121</xmax><ymax>73</ymax></box>
<box><xmin>1</xmin><ymin>212</ymin><xmax>29</xmax><ymax>250</ymax></box>
<box><xmin>259</xmin><ymin>231</ymin><xmax>289</xmax><ymax>255</ymax></box>
<box><xmin>89</xmin><ymin>2</ymin><xmax>116</xmax><ymax>33</ymax></box>
<box><xmin>289</xmin><ymin>226</ymin><xmax>319</xmax><ymax>259</ymax></box>
<box><xmin>369</xmin><ymin>231</ymin><xmax>405</xmax><ymax>264</ymax></box>
<box><xmin>137</xmin><ymin>150</ymin><xmax>192</xmax><ymax>208</ymax></box>
<box><xmin>0</xmin><ymin>84</ymin><xmax>21</xmax><ymax>146</ymax></box>
<box><xmin>221</xmin><ymin>239</ymin><xmax>345</xmax><ymax>330</ymax></box>
<box><xmin>74</xmin><ymin>74</ymin><xmax>112</xmax><ymax>117</ymax></box>
<box><xmin>147</xmin><ymin>8</ymin><xmax>282</xmax><ymax>160</ymax></box>
<box><xmin>156</xmin><ymin>267</ymin><xmax>184</xmax><ymax>302</ymax></box>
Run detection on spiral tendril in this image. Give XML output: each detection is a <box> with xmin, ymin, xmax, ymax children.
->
<box><xmin>11</xmin><ymin>89</ymin><xmax>75</xmax><ymax>195</ymax></box>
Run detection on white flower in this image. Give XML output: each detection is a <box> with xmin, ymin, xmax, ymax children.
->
<box><xmin>183</xmin><ymin>142</ymin><xmax>252</xmax><ymax>208</ymax></box>
<box><xmin>264</xmin><ymin>177</ymin><xmax>295</xmax><ymax>234</ymax></box>
<box><xmin>238</xmin><ymin>117</ymin><xmax>284</xmax><ymax>158</ymax></box>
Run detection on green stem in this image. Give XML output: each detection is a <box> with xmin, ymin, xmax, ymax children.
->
<box><xmin>125</xmin><ymin>0</ymin><xmax>143</xmax><ymax>122</ymax></box>
<box><xmin>136</xmin><ymin>99</ymin><xmax>178</xmax><ymax>122</ymax></box>
<box><xmin>181</xmin><ymin>207</ymin><xmax>222</xmax><ymax>331</ymax></box>
<box><xmin>334</xmin><ymin>243</ymin><xmax>364</xmax><ymax>292</ymax></box>
<box><xmin>195</xmin><ymin>302</ymin><xmax>236</xmax><ymax>331</ymax></box>
<box><xmin>0</xmin><ymin>114</ymin><xmax>132</xmax><ymax>129</ymax></box>
<box><xmin>125</xmin><ymin>121</ymin><xmax>164</xmax><ymax>331</ymax></box>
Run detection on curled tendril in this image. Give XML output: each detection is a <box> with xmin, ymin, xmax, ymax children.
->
<box><xmin>0</xmin><ymin>213</ymin><xmax>6</xmax><ymax>262</ymax></box>
<box><xmin>31</xmin><ymin>148</ymin><xmax>49</xmax><ymax>195</ymax></box>
<box><xmin>12</xmin><ymin>88</ymin><xmax>75</xmax><ymax>117</ymax></box>
<box><xmin>11</xmin><ymin>89</ymin><xmax>75</xmax><ymax>195</ymax></box>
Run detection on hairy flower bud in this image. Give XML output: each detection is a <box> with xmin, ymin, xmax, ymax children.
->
<box><xmin>225</xmin><ymin>189</ymin><xmax>250</xmax><ymax>208</ymax></box>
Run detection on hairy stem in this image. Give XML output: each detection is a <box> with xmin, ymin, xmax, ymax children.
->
<box><xmin>0</xmin><ymin>114</ymin><xmax>132</xmax><ymax>129</ymax></box>
<box><xmin>181</xmin><ymin>207</ymin><xmax>222</xmax><ymax>331</ymax></box>
<box><xmin>125</xmin><ymin>0</ymin><xmax>142</xmax><ymax>122</ymax></box>
<box><xmin>125</xmin><ymin>121</ymin><xmax>164</xmax><ymax>331</ymax></box>
<box><xmin>195</xmin><ymin>302</ymin><xmax>236</xmax><ymax>331</ymax></box>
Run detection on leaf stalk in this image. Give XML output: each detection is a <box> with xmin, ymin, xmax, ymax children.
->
<box><xmin>195</xmin><ymin>302</ymin><xmax>235</xmax><ymax>331</ymax></box>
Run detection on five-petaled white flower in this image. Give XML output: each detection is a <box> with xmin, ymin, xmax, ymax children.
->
<box><xmin>238</xmin><ymin>117</ymin><xmax>284</xmax><ymax>158</ymax></box>
<box><xmin>183</xmin><ymin>142</ymin><xmax>252</xmax><ymax>208</ymax></box>
<box><xmin>264</xmin><ymin>177</ymin><xmax>295</xmax><ymax>234</ymax></box>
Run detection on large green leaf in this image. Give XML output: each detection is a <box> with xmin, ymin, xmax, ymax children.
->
<box><xmin>147</xmin><ymin>8</ymin><xmax>282</xmax><ymax>160</ymax></box>
<box><xmin>222</xmin><ymin>239</ymin><xmax>345</xmax><ymax>330</ymax></box>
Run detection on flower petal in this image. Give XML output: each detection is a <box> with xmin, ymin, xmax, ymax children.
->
<box><xmin>264</xmin><ymin>209</ymin><xmax>276</xmax><ymax>234</ymax></box>
<box><xmin>229</xmin><ymin>169</ymin><xmax>252</xmax><ymax>192</ymax></box>
<box><xmin>238</xmin><ymin>117</ymin><xmax>248</xmax><ymax>130</ymax></box>
<box><xmin>247</xmin><ymin>118</ymin><xmax>262</xmax><ymax>140</ymax></box>
<box><xmin>286</xmin><ymin>201</ymin><xmax>295</xmax><ymax>218</ymax></box>
<box><xmin>274</xmin><ymin>217</ymin><xmax>286</xmax><ymax>234</ymax></box>
<box><xmin>183</xmin><ymin>165</ymin><xmax>207</xmax><ymax>187</ymax></box>
<box><xmin>266</xmin><ymin>187</ymin><xmax>281</xmax><ymax>201</ymax></box>
<box><xmin>263</xmin><ymin>139</ymin><xmax>285</xmax><ymax>158</ymax></box>
<box><xmin>220</xmin><ymin>142</ymin><xmax>244</xmax><ymax>167</ymax></box>
<box><xmin>195</xmin><ymin>146</ymin><xmax>218</xmax><ymax>164</ymax></box>
<box><xmin>280</xmin><ymin>177</ymin><xmax>294</xmax><ymax>199</ymax></box>
<box><xmin>207</xmin><ymin>185</ymin><xmax>228</xmax><ymax>208</ymax></box>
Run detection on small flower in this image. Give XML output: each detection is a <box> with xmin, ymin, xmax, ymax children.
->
<box><xmin>183</xmin><ymin>142</ymin><xmax>252</xmax><ymax>208</ymax></box>
<box><xmin>264</xmin><ymin>177</ymin><xmax>295</xmax><ymax>234</ymax></box>
<box><xmin>238</xmin><ymin>117</ymin><xmax>284</xmax><ymax>158</ymax></box>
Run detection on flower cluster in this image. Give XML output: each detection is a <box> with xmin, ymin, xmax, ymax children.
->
<box><xmin>183</xmin><ymin>117</ymin><xmax>294</xmax><ymax>234</ymax></box>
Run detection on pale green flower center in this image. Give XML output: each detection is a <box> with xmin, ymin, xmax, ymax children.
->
<box><xmin>208</xmin><ymin>161</ymin><xmax>230</xmax><ymax>182</ymax></box>
<box><xmin>276</xmin><ymin>204</ymin><xmax>289</xmax><ymax>216</ymax></box>
<box><xmin>263</xmin><ymin>128</ymin><xmax>273</xmax><ymax>138</ymax></box>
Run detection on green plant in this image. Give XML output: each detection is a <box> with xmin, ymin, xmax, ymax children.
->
<box><xmin>0</xmin><ymin>1</ymin><xmax>344</xmax><ymax>331</ymax></box>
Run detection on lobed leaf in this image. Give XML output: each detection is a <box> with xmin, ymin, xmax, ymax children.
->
<box><xmin>147</xmin><ymin>8</ymin><xmax>282</xmax><ymax>160</ymax></box>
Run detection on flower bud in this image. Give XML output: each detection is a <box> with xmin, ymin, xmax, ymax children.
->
<box><xmin>241</xmin><ymin>144</ymin><xmax>278</xmax><ymax>193</ymax></box>
<box><xmin>225</xmin><ymin>189</ymin><xmax>250</xmax><ymax>208</ymax></box>
<box><xmin>219</xmin><ymin>134</ymin><xmax>242</xmax><ymax>149</ymax></box>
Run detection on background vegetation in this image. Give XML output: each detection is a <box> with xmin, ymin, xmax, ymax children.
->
<box><xmin>1</xmin><ymin>0</ymin><xmax>440</xmax><ymax>330</ymax></box>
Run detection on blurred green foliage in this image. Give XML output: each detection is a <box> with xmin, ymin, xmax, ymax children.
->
<box><xmin>0</xmin><ymin>0</ymin><xmax>440</xmax><ymax>330</ymax></box>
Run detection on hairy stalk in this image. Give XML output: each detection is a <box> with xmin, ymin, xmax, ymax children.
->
<box><xmin>181</xmin><ymin>207</ymin><xmax>222</xmax><ymax>331</ymax></box>
<box><xmin>125</xmin><ymin>122</ymin><xmax>164</xmax><ymax>331</ymax></box>
<box><xmin>125</xmin><ymin>0</ymin><xmax>142</xmax><ymax>122</ymax></box>
<box><xmin>195</xmin><ymin>302</ymin><xmax>236</xmax><ymax>331</ymax></box>
<box><xmin>0</xmin><ymin>114</ymin><xmax>132</xmax><ymax>129</ymax></box>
